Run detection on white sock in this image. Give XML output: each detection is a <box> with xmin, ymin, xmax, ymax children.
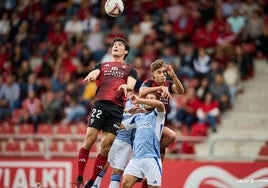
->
<box><xmin>108</xmin><ymin>174</ymin><xmax>121</xmax><ymax>188</ymax></box>
<box><xmin>92</xmin><ymin>170</ymin><xmax>105</xmax><ymax>188</ymax></box>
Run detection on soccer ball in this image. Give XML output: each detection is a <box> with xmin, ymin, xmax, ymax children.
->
<box><xmin>104</xmin><ymin>0</ymin><xmax>124</xmax><ymax>17</ymax></box>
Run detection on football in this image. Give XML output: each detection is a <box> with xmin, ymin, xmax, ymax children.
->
<box><xmin>104</xmin><ymin>0</ymin><xmax>124</xmax><ymax>17</ymax></box>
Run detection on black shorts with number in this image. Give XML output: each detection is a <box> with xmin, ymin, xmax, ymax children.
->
<box><xmin>87</xmin><ymin>101</ymin><xmax>124</xmax><ymax>135</ymax></box>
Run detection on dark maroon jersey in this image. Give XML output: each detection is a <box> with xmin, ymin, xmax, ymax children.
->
<box><xmin>141</xmin><ymin>79</ymin><xmax>173</xmax><ymax>113</ymax></box>
<box><xmin>93</xmin><ymin>61</ymin><xmax>137</xmax><ymax>107</ymax></box>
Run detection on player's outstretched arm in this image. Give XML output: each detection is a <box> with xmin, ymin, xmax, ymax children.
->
<box><xmin>130</xmin><ymin>94</ymin><xmax>165</xmax><ymax>112</ymax></box>
<box><xmin>83</xmin><ymin>69</ymin><xmax>100</xmax><ymax>82</ymax></box>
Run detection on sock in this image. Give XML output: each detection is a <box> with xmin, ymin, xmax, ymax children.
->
<box><xmin>93</xmin><ymin>170</ymin><xmax>106</xmax><ymax>187</ymax></box>
<box><xmin>141</xmin><ymin>179</ymin><xmax>148</xmax><ymax>188</ymax></box>
<box><xmin>108</xmin><ymin>174</ymin><xmax>121</xmax><ymax>188</ymax></box>
<box><xmin>90</xmin><ymin>154</ymin><xmax>108</xmax><ymax>181</ymax></box>
<box><xmin>78</xmin><ymin>147</ymin><xmax>89</xmax><ymax>177</ymax></box>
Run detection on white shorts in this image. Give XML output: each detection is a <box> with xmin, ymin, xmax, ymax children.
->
<box><xmin>123</xmin><ymin>158</ymin><xmax>162</xmax><ymax>186</ymax></box>
<box><xmin>108</xmin><ymin>139</ymin><xmax>133</xmax><ymax>170</ymax></box>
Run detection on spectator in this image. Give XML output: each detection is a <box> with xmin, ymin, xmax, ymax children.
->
<box><xmin>178</xmin><ymin>42</ymin><xmax>196</xmax><ymax>79</ymax></box>
<box><xmin>227</xmin><ymin>9</ymin><xmax>245</xmax><ymax>36</ymax></box>
<box><xmin>85</xmin><ymin>21</ymin><xmax>105</xmax><ymax>61</ymax></box>
<box><xmin>127</xmin><ymin>24</ymin><xmax>144</xmax><ymax>56</ymax></box>
<box><xmin>172</xmin><ymin>5</ymin><xmax>195</xmax><ymax>42</ymax></box>
<box><xmin>196</xmin><ymin>92</ymin><xmax>220</xmax><ymax>132</ymax></box>
<box><xmin>233</xmin><ymin>44</ymin><xmax>254</xmax><ymax>80</ymax></box>
<box><xmin>195</xmin><ymin>77</ymin><xmax>210</xmax><ymax>100</ymax></box>
<box><xmin>242</xmin><ymin>10</ymin><xmax>263</xmax><ymax>42</ymax></box>
<box><xmin>0</xmin><ymin>11</ymin><xmax>10</xmax><ymax>43</ymax></box>
<box><xmin>61</xmin><ymin>95</ymin><xmax>87</xmax><ymax>124</ymax></box>
<box><xmin>223</xmin><ymin>61</ymin><xmax>242</xmax><ymax>106</ymax></box>
<box><xmin>41</xmin><ymin>90</ymin><xmax>63</xmax><ymax>124</ymax></box>
<box><xmin>193</xmin><ymin>47</ymin><xmax>212</xmax><ymax>79</ymax></box>
<box><xmin>167</xmin><ymin>0</ymin><xmax>182</xmax><ymax>22</ymax></box>
<box><xmin>256</xmin><ymin>24</ymin><xmax>268</xmax><ymax>60</ymax></box>
<box><xmin>209</xmin><ymin>73</ymin><xmax>231</xmax><ymax>112</ymax></box>
<box><xmin>139</xmin><ymin>13</ymin><xmax>154</xmax><ymax>36</ymax></box>
<box><xmin>82</xmin><ymin>11</ymin><xmax>99</xmax><ymax>34</ymax></box>
<box><xmin>192</xmin><ymin>20</ymin><xmax>218</xmax><ymax>49</ymax></box>
<box><xmin>0</xmin><ymin>73</ymin><xmax>20</xmax><ymax>121</ymax></box>
<box><xmin>76</xmin><ymin>45</ymin><xmax>96</xmax><ymax>79</ymax></box>
<box><xmin>19</xmin><ymin>90</ymin><xmax>42</xmax><ymax>133</ymax></box>
<box><xmin>64</xmin><ymin>14</ymin><xmax>84</xmax><ymax>45</ymax></box>
<box><xmin>175</xmin><ymin>87</ymin><xmax>200</xmax><ymax>131</ymax></box>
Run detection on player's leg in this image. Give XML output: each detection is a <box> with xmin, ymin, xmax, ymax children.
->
<box><xmin>109</xmin><ymin>168</ymin><xmax>124</xmax><ymax>188</ymax></box>
<box><xmin>84</xmin><ymin>132</ymin><xmax>116</xmax><ymax>187</ymax></box>
<box><xmin>91</xmin><ymin>162</ymin><xmax>110</xmax><ymax>188</ymax></box>
<box><xmin>160</xmin><ymin>126</ymin><xmax>176</xmax><ymax>160</ymax></box>
<box><xmin>141</xmin><ymin>158</ymin><xmax>162</xmax><ymax>188</ymax></box>
<box><xmin>108</xmin><ymin>140</ymin><xmax>133</xmax><ymax>188</ymax></box>
<box><xmin>122</xmin><ymin>174</ymin><xmax>139</xmax><ymax>188</ymax></box>
<box><xmin>76</xmin><ymin>127</ymin><xmax>99</xmax><ymax>186</ymax></box>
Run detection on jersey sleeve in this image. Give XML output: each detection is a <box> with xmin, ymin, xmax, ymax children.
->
<box><xmin>129</xmin><ymin>67</ymin><xmax>138</xmax><ymax>80</ymax></box>
<box><xmin>92</xmin><ymin>63</ymin><xmax>101</xmax><ymax>71</ymax></box>
<box><xmin>122</xmin><ymin>115</ymin><xmax>137</xmax><ymax>130</ymax></box>
<box><xmin>140</xmin><ymin>79</ymin><xmax>153</xmax><ymax>87</ymax></box>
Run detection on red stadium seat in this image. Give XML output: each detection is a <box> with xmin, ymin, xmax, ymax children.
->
<box><xmin>50</xmin><ymin>141</ymin><xmax>59</xmax><ymax>152</ymax></box>
<box><xmin>24</xmin><ymin>139</ymin><xmax>41</xmax><ymax>152</ymax></box>
<box><xmin>63</xmin><ymin>140</ymin><xmax>77</xmax><ymax>152</ymax></box>
<box><xmin>17</xmin><ymin>123</ymin><xmax>34</xmax><ymax>134</ymax></box>
<box><xmin>0</xmin><ymin>122</ymin><xmax>15</xmax><ymax>134</ymax></box>
<box><xmin>37</xmin><ymin>123</ymin><xmax>53</xmax><ymax>135</ymax></box>
<box><xmin>5</xmin><ymin>139</ymin><xmax>21</xmax><ymax>152</ymax></box>
<box><xmin>56</xmin><ymin>123</ymin><xmax>71</xmax><ymax>135</ymax></box>
<box><xmin>74</xmin><ymin>122</ymin><xmax>87</xmax><ymax>135</ymax></box>
<box><xmin>11</xmin><ymin>108</ymin><xmax>23</xmax><ymax>124</ymax></box>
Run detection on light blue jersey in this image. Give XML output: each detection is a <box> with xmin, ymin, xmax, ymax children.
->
<box><xmin>115</xmin><ymin>99</ymin><xmax>136</xmax><ymax>145</ymax></box>
<box><xmin>123</xmin><ymin>109</ymin><xmax>165</xmax><ymax>159</ymax></box>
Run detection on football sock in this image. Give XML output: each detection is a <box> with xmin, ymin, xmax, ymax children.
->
<box><xmin>141</xmin><ymin>179</ymin><xmax>148</xmax><ymax>188</ymax></box>
<box><xmin>78</xmin><ymin>147</ymin><xmax>89</xmax><ymax>177</ymax></box>
<box><xmin>90</xmin><ymin>154</ymin><xmax>108</xmax><ymax>181</ymax></box>
<box><xmin>93</xmin><ymin>170</ymin><xmax>106</xmax><ymax>187</ymax></box>
<box><xmin>108</xmin><ymin>174</ymin><xmax>122</xmax><ymax>188</ymax></box>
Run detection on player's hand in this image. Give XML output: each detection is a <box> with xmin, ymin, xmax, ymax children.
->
<box><xmin>127</xmin><ymin>105</ymin><xmax>145</xmax><ymax>114</ymax></box>
<box><xmin>129</xmin><ymin>94</ymin><xmax>139</xmax><ymax>105</ymax></box>
<box><xmin>83</xmin><ymin>74</ymin><xmax>96</xmax><ymax>82</ymax></box>
<box><xmin>160</xmin><ymin>86</ymin><xmax>171</xmax><ymax>99</ymax></box>
<box><xmin>118</xmin><ymin>84</ymin><xmax>128</xmax><ymax>97</ymax></box>
<box><xmin>166</xmin><ymin>65</ymin><xmax>176</xmax><ymax>77</ymax></box>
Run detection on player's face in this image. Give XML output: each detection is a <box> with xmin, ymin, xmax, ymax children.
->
<box><xmin>152</xmin><ymin>66</ymin><xmax>167</xmax><ymax>85</ymax></box>
<box><xmin>112</xmin><ymin>41</ymin><xmax>128</xmax><ymax>60</ymax></box>
<box><xmin>143</xmin><ymin>93</ymin><xmax>157</xmax><ymax>111</ymax></box>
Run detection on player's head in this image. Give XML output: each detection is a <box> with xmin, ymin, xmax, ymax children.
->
<box><xmin>143</xmin><ymin>92</ymin><xmax>160</xmax><ymax>111</ymax></box>
<box><xmin>151</xmin><ymin>59</ymin><xmax>167</xmax><ymax>84</ymax></box>
<box><xmin>112</xmin><ymin>37</ymin><xmax>129</xmax><ymax>60</ymax></box>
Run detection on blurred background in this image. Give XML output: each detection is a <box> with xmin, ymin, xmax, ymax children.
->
<box><xmin>0</xmin><ymin>0</ymin><xmax>268</xmax><ymax>187</ymax></box>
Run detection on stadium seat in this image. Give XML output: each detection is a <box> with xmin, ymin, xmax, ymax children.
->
<box><xmin>56</xmin><ymin>123</ymin><xmax>71</xmax><ymax>135</ymax></box>
<box><xmin>17</xmin><ymin>123</ymin><xmax>34</xmax><ymax>134</ymax></box>
<box><xmin>5</xmin><ymin>139</ymin><xmax>21</xmax><ymax>152</ymax></box>
<box><xmin>37</xmin><ymin>123</ymin><xmax>53</xmax><ymax>135</ymax></box>
<box><xmin>24</xmin><ymin>138</ymin><xmax>41</xmax><ymax>152</ymax></box>
<box><xmin>0</xmin><ymin>122</ymin><xmax>15</xmax><ymax>134</ymax></box>
<box><xmin>62</xmin><ymin>140</ymin><xmax>77</xmax><ymax>152</ymax></box>
<box><xmin>49</xmin><ymin>141</ymin><xmax>59</xmax><ymax>152</ymax></box>
<box><xmin>74</xmin><ymin>122</ymin><xmax>87</xmax><ymax>135</ymax></box>
<box><xmin>11</xmin><ymin>108</ymin><xmax>23</xmax><ymax>124</ymax></box>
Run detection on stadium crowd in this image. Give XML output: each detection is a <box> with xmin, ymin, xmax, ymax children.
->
<box><xmin>0</xmin><ymin>0</ymin><xmax>268</xmax><ymax>154</ymax></box>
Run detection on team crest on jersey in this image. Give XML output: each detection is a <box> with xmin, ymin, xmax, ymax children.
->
<box><xmin>104</xmin><ymin>64</ymin><xmax>110</xmax><ymax>67</ymax></box>
<box><xmin>111</xmin><ymin>67</ymin><xmax>119</xmax><ymax>71</ymax></box>
<box><xmin>122</xmin><ymin>65</ymin><xmax>127</xmax><ymax>69</ymax></box>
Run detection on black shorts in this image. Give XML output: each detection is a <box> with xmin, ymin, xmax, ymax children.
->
<box><xmin>87</xmin><ymin>101</ymin><xmax>124</xmax><ymax>135</ymax></box>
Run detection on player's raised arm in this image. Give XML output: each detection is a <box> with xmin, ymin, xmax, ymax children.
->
<box><xmin>130</xmin><ymin>94</ymin><xmax>165</xmax><ymax>112</ymax></box>
<box><xmin>166</xmin><ymin>65</ymin><xmax>184</xmax><ymax>94</ymax></box>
